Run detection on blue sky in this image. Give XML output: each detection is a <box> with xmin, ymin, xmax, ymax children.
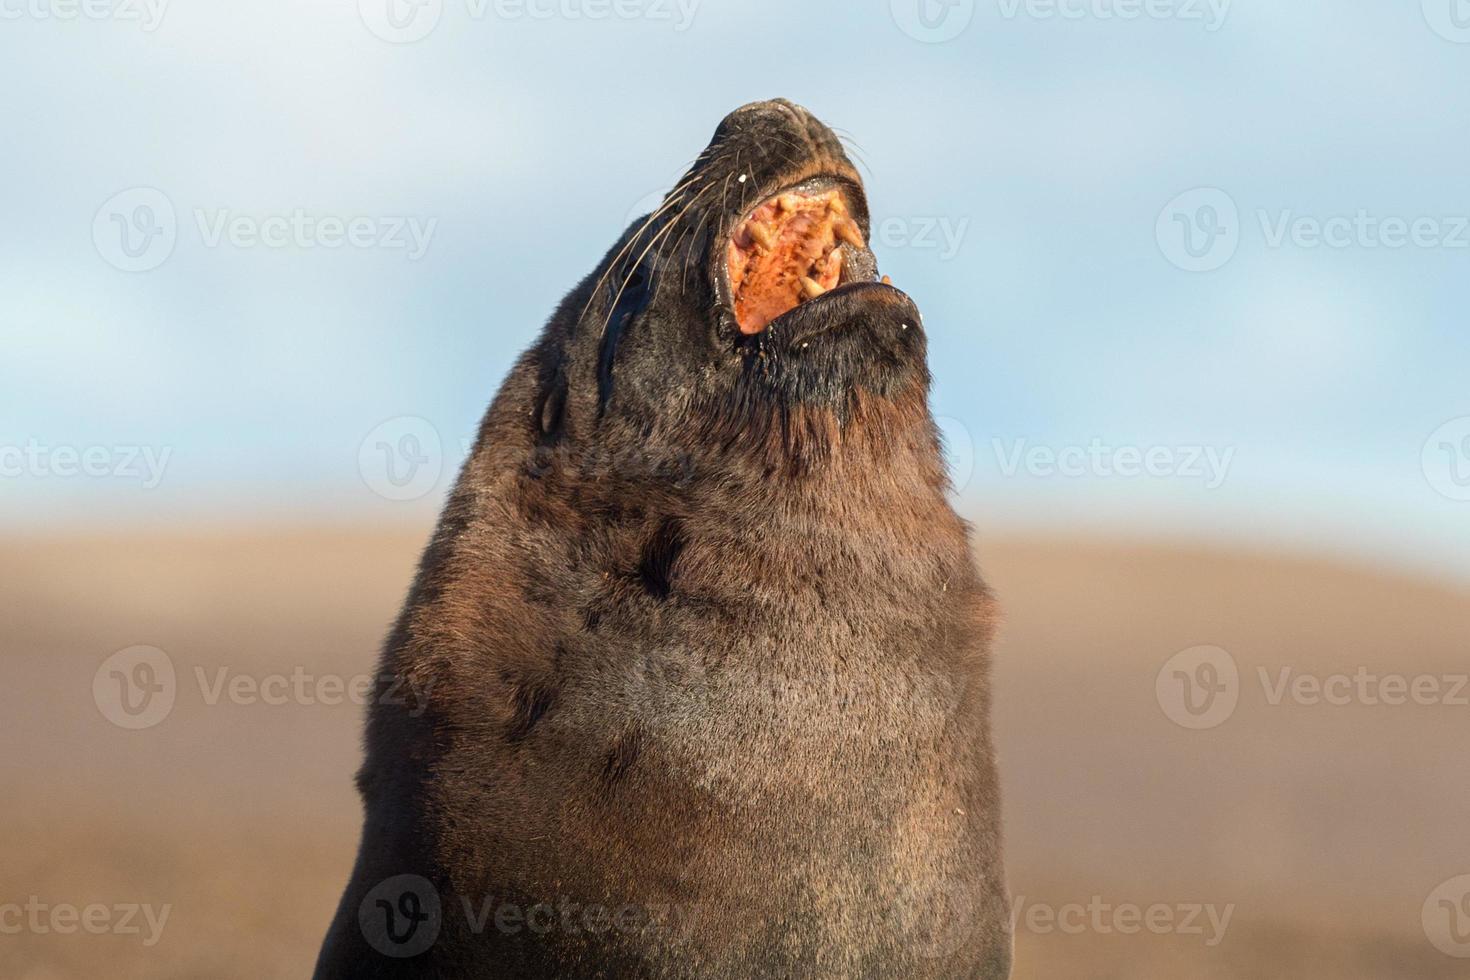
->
<box><xmin>3</xmin><ymin>0</ymin><xmax>1467</xmax><ymax>581</ymax></box>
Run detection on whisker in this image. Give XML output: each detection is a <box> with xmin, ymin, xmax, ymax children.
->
<box><xmin>577</xmin><ymin>175</ymin><xmax>703</xmax><ymax>328</ymax></box>
<box><xmin>833</xmin><ymin>130</ymin><xmax>873</xmax><ymax>177</ymax></box>
<box><xmin>665</xmin><ymin>224</ymin><xmax>695</xmax><ymax>297</ymax></box>
<box><xmin>718</xmin><ymin>162</ymin><xmax>736</xmax><ymax>231</ymax></box>
<box><xmin>760</xmin><ymin>131</ymin><xmax>805</xmax><ymax>157</ymax></box>
<box><xmin>601</xmin><ymin>182</ymin><xmax>718</xmax><ymax>341</ymax></box>
<box><xmin>680</xmin><ymin>218</ymin><xmax>705</xmax><ymax>293</ymax></box>
<box><xmin>651</xmin><ymin>182</ymin><xmax>720</xmax><ymax>302</ymax></box>
<box><xmin>599</xmin><ymin>220</ymin><xmax>679</xmax><ymax>342</ymax></box>
<box><xmin>657</xmin><ymin>182</ymin><xmax>723</xmax><ymax>300</ymax></box>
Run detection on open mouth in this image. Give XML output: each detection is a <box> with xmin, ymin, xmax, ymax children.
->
<box><xmin>725</xmin><ymin>184</ymin><xmax>887</xmax><ymax>335</ymax></box>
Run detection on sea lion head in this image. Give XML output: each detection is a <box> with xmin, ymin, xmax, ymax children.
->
<box><xmin>528</xmin><ymin>99</ymin><xmax>936</xmax><ymax>479</ymax></box>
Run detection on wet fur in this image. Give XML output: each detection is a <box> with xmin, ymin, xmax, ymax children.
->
<box><xmin>316</xmin><ymin>100</ymin><xmax>1011</xmax><ymax>979</ymax></box>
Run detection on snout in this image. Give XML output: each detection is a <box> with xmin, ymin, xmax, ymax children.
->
<box><xmin>711</xmin><ymin>99</ymin><xmax>850</xmax><ymax>173</ymax></box>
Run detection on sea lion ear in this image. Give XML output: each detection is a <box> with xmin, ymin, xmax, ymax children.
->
<box><xmin>596</xmin><ymin>258</ymin><xmax>654</xmax><ymax>413</ymax></box>
<box><xmin>525</xmin><ymin>353</ymin><xmax>569</xmax><ymax>480</ymax></box>
<box><xmin>536</xmin><ymin>361</ymin><xmax>567</xmax><ymax>445</ymax></box>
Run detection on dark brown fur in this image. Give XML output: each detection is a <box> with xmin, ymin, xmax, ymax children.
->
<box><xmin>316</xmin><ymin>99</ymin><xmax>1011</xmax><ymax>979</ymax></box>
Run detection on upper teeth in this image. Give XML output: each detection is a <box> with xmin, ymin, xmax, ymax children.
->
<box><xmin>746</xmin><ymin>222</ymin><xmax>777</xmax><ymax>250</ymax></box>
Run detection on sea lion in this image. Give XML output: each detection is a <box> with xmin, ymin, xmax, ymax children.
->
<box><xmin>315</xmin><ymin>98</ymin><xmax>1010</xmax><ymax>979</ymax></box>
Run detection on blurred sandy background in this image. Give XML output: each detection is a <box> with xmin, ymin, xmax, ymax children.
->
<box><xmin>3</xmin><ymin>526</ymin><xmax>1465</xmax><ymax>978</ymax></box>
